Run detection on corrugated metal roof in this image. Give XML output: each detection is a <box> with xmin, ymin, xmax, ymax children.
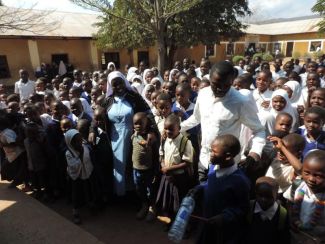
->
<box><xmin>245</xmin><ymin>17</ymin><xmax>321</xmax><ymax>35</ymax></box>
<box><xmin>0</xmin><ymin>6</ymin><xmax>99</xmax><ymax>38</ymax></box>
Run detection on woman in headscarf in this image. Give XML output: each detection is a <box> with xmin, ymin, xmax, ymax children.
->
<box><xmin>131</xmin><ymin>75</ymin><xmax>144</xmax><ymax>95</ymax></box>
<box><xmin>90</xmin><ymin>71</ymin><xmax>158</xmax><ymax>197</ymax></box>
<box><xmin>141</xmin><ymin>84</ymin><xmax>155</xmax><ymax>109</ymax></box>
<box><xmin>126</xmin><ymin>67</ymin><xmax>138</xmax><ymax>82</ymax></box>
<box><xmin>169</xmin><ymin>68</ymin><xmax>179</xmax><ymax>82</ymax></box>
<box><xmin>283</xmin><ymin>80</ymin><xmax>301</xmax><ymax>108</ymax></box>
<box><xmin>107</xmin><ymin>62</ymin><xmax>116</xmax><ymax>73</ymax></box>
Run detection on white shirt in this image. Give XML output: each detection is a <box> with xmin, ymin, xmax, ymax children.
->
<box><xmin>234</xmin><ymin>66</ymin><xmax>244</xmax><ymax>76</ymax></box>
<box><xmin>14</xmin><ymin>79</ymin><xmax>35</xmax><ymax>101</ymax></box>
<box><xmin>181</xmin><ymin>87</ymin><xmax>266</xmax><ymax>169</ymax></box>
<box><xmin>272</xmin><ymin>70</ymin><xmax>286</xmax><ymax>81</ymax></box>
<box><xmin>293</xmin><ymin>64</ymin><xmax>302</xmax><ymax>74</ymax></box>
<box><xmin>252</xmin><ymin>89</ymin><xmax>273</xmax><ymax>113</ymax></box>
<box><xmin>300</xmin><ymin>73</ymin><xmax>308</xmax><ymax>88</ymax></box>
<box><xmin>254</xmin><ymin>202</ymin><xmax>279</xmax><ymax>221</ymax></box>
<box><xmin>266</xmin><ymin>160</ymin><xmax>294</xmax><ymax>193</ymax></box>
<box><xmin>213</xmin><ymin>164</ymin><xmax>237</xmax><ymax>178</ymax></box>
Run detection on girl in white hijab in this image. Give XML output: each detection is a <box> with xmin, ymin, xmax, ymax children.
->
<box><xmin>142</xmin><ymin>68</ymin><xmax>151</xmax><ymax>85</ymax></box>
<box><xmin>169</xmin><ymin>68</ymin><xmax>179</xmax><ymax>82</ymax></box>
<box><xmin>131</xmin><ymin>75</ymin><xmax>144</xmax><ymax>94</ymax></box>
<box><xmin>107</xmin><ymin>62</ymin><xmax>116</xmax><ymax>72</ymax></box>
<box><xmin>141</xmin><ymin>84</ymin><xmax>155</xmax><ymax>109</ymax></box>
<box><xmin>260</xmin><ymin>89</ymin><xmax>298</xmax><ymax>136</ymax></box>
<box><xmin>64</xmin><ymin>129</ymin><xmax>94</xmax><ymax>224</ymax></box>
<box><xmin>126</xmin><ymin>67</ymin><xmax>138</xmax><ymax>82</ymax></box>
<box><xmin>283</xmin><ymin>80</ymin><xmax>301</xmax><ymax>108</ymax></box>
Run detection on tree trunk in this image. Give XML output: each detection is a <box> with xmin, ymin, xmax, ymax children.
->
<box><xmin>157</xmin><ymin>35</ymin><xmax>167</xmax><ymax>73</ymax></box>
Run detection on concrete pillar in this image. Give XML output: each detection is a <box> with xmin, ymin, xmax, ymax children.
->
<box><xmin>89</xmin><ymin>40</ymin><xmax>99</xmax><ymax>70</ymax></box>
<box><xmin>27</xmin><ymin>40</ymin><xmax>40</xmax><ymax>70</ymax></box>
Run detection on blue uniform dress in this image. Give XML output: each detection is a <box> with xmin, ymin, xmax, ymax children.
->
<box><xmin>107</xmin><ymin>96</ymin><xmax>134</xmax><ymax>196</ymax></box>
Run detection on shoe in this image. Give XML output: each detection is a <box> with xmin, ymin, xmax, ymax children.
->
<box><xmin>136</xmin><ymin>204</ymin><xmax>149</xmax><ymax>220</ymax></box>
<box><xmin>145</xmin><ymin>207</ymin><xmax>156</xmax><ymax>222</ymax></box>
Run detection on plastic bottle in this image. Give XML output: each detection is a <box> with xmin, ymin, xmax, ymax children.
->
<box><xmin>168</xmin><ymin>194</ymin><xmax>196</xmax><ymax>243</ymax></box>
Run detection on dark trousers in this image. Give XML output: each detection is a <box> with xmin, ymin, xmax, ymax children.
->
<box><xmin>133</xmin><ymin>169</ymin><xmax>154</xmax><ymax>205</ymax></box>
<box><xmin>71</xmin><ymin>178</ymin><xmax>91</xmax><ymax>209</ymax></box>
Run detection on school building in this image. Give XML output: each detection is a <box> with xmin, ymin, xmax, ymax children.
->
<box><xmin>0</xmin><ymin>6</ymin><xmax>324</xmax><ymax>85</ymax></box>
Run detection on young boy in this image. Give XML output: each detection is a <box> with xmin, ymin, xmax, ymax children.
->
<box><xmin>195</xmin><ymin>135</ymin><xmax>250</xmax><ymax>244</ymax></box>
<box><xmin>155</xmin><ymin>93</ymin><xmax>173</xmax><ymax>135</ymax></box>
<box><xmin>70</xmin><ymin>98</ymin><xmax>92</xmax><ymax>124</ymax></box>
<box><xmin>284</xmin><ymin>150</ymin><xmax>325</xmax><ymax>242</ymax></box>
<box><xmin>297</xmin><ymin>106</ymin><xmax>325</xmax><ymax>159</ymax></box>
<box><xmin>245</xmin><ymin>177</ymin><xmax>290</xmax><ymax>244</ymax></box>
<box><xmin>132</xmin><ymin>112</ymin><xmax>159</xmax><ymax>220</ymax></box>
<box><xmin>266</xmin><ymin>133</ymin><xmax>305</xmax><ymax>193</ymax></box>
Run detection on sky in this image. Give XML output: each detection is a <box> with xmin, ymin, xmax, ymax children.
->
<box><xmin>2</xmin><ymin>0</ymin><xmax>319</xmax><ymax>19</ymax></box>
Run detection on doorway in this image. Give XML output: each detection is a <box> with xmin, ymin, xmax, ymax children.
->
<box><xmin>286</xmin><ymin>42</ymin><xmax>294</xmax><ymax>57</ymax></box>
<box><xmin>138</xmin><ymin>51</ymin><xmax>149</xmax><ymax>67</ymax></box>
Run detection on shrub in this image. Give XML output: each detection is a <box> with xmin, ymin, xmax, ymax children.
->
<box><xmin>252</xmin><ymin>53</ymin><xmax>263</xmax><ymax>60</ymax></box>
<box><xmin>262</xmin><ymin>53</ymin><xmax>274</xmax><ymax>62</ymax></box>
<box><xmin>232</xmin><ymin>55</ymin><xmax>245</xmax><ymax>64</ymax></box>
<box><xmin>292</xmin><ymin>51</ymin><xmax>301</xmax><ymax>59</ymax></box>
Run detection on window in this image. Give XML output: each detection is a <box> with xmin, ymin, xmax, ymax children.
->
<box><xmin>309</xmin><ymin>41</ymin><xmax>322</xmax><ymax>52</ymax></box>
<box><xmin>102</xmin><ymin>52</ymin><xmax>120</xmax><ymax>70</ymax></box>
<box><xmin>205</xmin><ymin>44</ymin><xmax>215</xmax><ymax>57</ymax></box>
<box><xmin>226</xmin><ymin>43</ymin><xmax>234</xmax><ymax>55</ymax></box>
<box><xmin>138</xmin><ymin>51</ymin><xmax>149</xmax><ymax>67</ymax></box>
<box><xmin>272</xmin><ymin>43</ymin><xmax>282</xmax><ymax>53</ymax></box>
<box><xmin>0</xmin><ymin>55</ymin><xmax>10</xmax><ymax>79</ymax></box>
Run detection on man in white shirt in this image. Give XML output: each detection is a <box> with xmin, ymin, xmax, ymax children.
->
<box><xmin>14</xmin><ymin>69</ymin><xmax>35</xmax><ymax>101</ymax></box>
<box><xmin>181</xmin><ymin>61</ymin><xmax>266</xmax><ymax>181</ymax></box>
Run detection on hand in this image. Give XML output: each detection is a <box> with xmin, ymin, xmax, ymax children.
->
<box><xmin>161</xmin><ymin>167</ymin><xmax>169</xmax><ymax>174</ymax></box>
<box><xmin>267</xmin><ymin>136</ymin><xmax>284</xmax><ymax>150</ymax></box>
<box><xmin>208</xmin><ymin>214</ymin><xmax>223</xmax><ymax>226</ymax></box>
<box><xmin>88</xmin><ymin>132</ymin><xmax>96</xmax><ymax>145</ymax></box>
<box><xmin>261</xmin><ymin>100</ymin><xmax>270</xmax><ymax>109</ymax></box>
<box><xmin>247</xmin><ymin>152</ymin><xmax>260</xmax><ymax>162</ymax></box>
<box><xmin>146</xmin><ymin>133</ymin><xmax>155</xmax><ymax>147</ymax></box>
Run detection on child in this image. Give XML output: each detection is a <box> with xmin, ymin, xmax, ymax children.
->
<box><xmin>273</xmin><ymin>77</ymin><xmax>289</xmax><ymax>90</ymax></box>
<box><xmin>90</xmin><ymin>87</ymin><xmax>102</xmax><ymax>110</ymax></box>
<box><xmin>199</xmin><ymin>78</ymin><xmax>210</xmax><ymax>90</ymax></box>
<box><xmin>64</xmin><ymin>129</ymin><xmax>94</xmax><ymax>224</ymax></box>
<box><xmin>150</xmin><ymin>90</ymin><xmax>161</xmax><ymax>116</ymax></box>
<box><xmin>283</xmin><ymin>80</ymin><xmax>301</xmax><ymax>108</ymax></box>
<box><xmin>150</xmin><ymin>77</ymin><xmax>161</xmax><ymax>91</ymax></box>
<box><xmin>194</xmin><ymin>134</ymin><xmax>250</xmax><ymax>244</ymax></box>
<box><xmin>69</xmin><ymin>87</ymin><xmax>93</xmax><ymax>118</ymax></box>
<box><xmin>300</xmin><ymin>61</ymin><xmax>318</xmax><ymax>88</ymax></box>
<box><xmin>154</xmin><ymin>93</ymin><xmax>172</xmax><ymax>135</ymax></box>
<box><xmin>299</xmin><ymin>72</ymin><xmax>321</xmax><ymax>108</ymax></box>
<box><xmin>163</xmin><ymin>70</ymin><xmax>170</xmax><ymax>82</ymax></box>
<box><xmin>131</xmin><ymin>75</ymin><xmax>144</xmax><ymax>95</ymax></box>
<box><xmin>77</xmin><ymin>119</ymin><xmax>91</xmax><ymax>142</ymax></box>
<box><xmin>70</xmin><ymin>98</ymin><xmax>92</xmax><ymax>124</ymax></box>
<box><xmin>162</xmin><ymin>81</ymin><xmax>177</xmax><ymax>102</ymax></box>
<box><xmin>81</xmin><ymin>79</ymin><xmax>93</xmax><ymax>105</ymax></box>
<box><xmin>24</xmin><ymin>122</ymin><xmax>51</xmax><ymax>199</ymax></box>
<box><xmin>60</xmin><ymin>118</ymin><xmax>73</xmax><ymax>134</ymax></box>
<box><xmin>232</xmin><ymin>74</ymin><xmax>253</xmax><ymax>91</ymax></box>
<box><xmin>284</xmin><ymin>150</ymin><xmax>325</xmax><ymax>241</ymax></box>
<box><xmin>266</xmin><ymin>134</ymin><xmax>305</xmax><ymax>193</ymax></box>
<box><xmin>131</xmin><ymin>112</ymin><xmax>159</xmax><ymax>220</ymax></box>
<box><xmin>141</xmin><ymin>84</ymin><xmax>155</xmax><ymax>109</ymax></box>
<box><xmin>309</xmin><ymin>88</ymin><xmax>325</xmax><ymax>108</ymax></box>
<box><xmin>190</xmin><ymin>77</ymin><xmax>201</xmax><ymax>93</ymax></box>
<box><xmin>156</xmin><ymin>114</ymin><xmax>193</xmax><ymax>223</ymax></box>
<box><xmin>92</xmin><ymin>107</ymin><xmax>113</xmax><ymax>203</ymax></box>
<box><xmin>245</xmin><ymin>177</ymin><xmax>290</xmax><ymax>244</ymax></box>
<box><xmin>297</xmin><ymin>106</ymin><xmax>325</xmax><ymax>158</ymax></box>
<box><xmin>35</xmin><ymin>78</ymin><xmax>46</xmax><ymax>95</ymax></box>
<box><xmin>252</xmin><ymin>70</ymin><xmax>273</xmax><ymax>112</ymax></box>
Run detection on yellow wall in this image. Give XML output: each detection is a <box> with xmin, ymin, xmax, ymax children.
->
<box><xmin>37</xmin><ymin>39</ymin><xmax>92</xmax><ymax>71</ymax></box>
<box><xmin>0</xmin><ymin>39</ymin><xmax>33</xmax><ymax>85</ymax></box>
<box><xmin>293</xmin><ymin>42</ymin><xmax>309</xmax><ymax>55</ymax></box>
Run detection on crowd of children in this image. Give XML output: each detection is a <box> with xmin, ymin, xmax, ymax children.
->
<box><xmin>1</xmin><ymin>56</ymin><xmax>325</xmax><ymax>243</ymax></box>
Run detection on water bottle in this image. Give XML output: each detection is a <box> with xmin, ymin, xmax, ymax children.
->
<box><xmin>168</xmin><ymin>194</ymin><xmax>195</xmax><ymax>243</ymax></box>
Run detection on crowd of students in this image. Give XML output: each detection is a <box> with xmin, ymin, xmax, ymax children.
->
<box><xmin>0</xmin><ymin>55</ymin><xmax>325</xmax><ymax>243</ymax></box>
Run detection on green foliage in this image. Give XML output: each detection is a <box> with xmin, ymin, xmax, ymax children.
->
<box><xmin>232</xmin><ymin>55</ymin><xmax>244</xmax><ymax>64</ymax></box>
<box><xmin>252</xmin><ymin>53</ymin><xmax>263</xmax><ymax>60</ymax></box>
<box><xmin>262</xmin><ymin>53</ymin><xmax>273</xmax><ymax>62</ymax></box>
<box><xmin>313</xmin><ymin>50</ymin><xmax>324</xmax><ymax>60</ymax></box>
<box><xmin>312</xmin><ymin>0</ymin><xmax>325</xmax><ymax>32</ymax></box>
<box><xmin>292</xmin><ymin>51</ymin><xmax>301</xmax><ymax>59</ymax></box>
<box><xmin>303</xmin><ymin>52</ymin><xmax>312</xmax><ymax>60</ymax></box>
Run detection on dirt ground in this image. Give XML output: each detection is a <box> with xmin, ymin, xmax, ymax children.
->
<box><xmin>0</xmin><ymin>181</ymin><xmax>194</xmax><ymax>244</ymax></box>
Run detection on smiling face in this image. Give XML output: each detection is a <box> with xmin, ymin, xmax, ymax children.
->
<box><xmin>157</xmin><ymin>99</ymin><xmax>171</xmax><ymax>118</ymax></box>
<box><xmin>302</xmin><ymin>159</ymin><xmax>325</xmax><ymax>194</ymax></box>
<box><xmin>272</xmin><ymin>95</ymin><xmax>286</xmax><ymax>111</ymax></box>
<box><xmin>256</xmin><ymin>72</ymin><xmax>270</xmax><ymax>93</ymax></box>
<box><xmin>133</xmin><ymin>113</ymin><xmax>148</xmax><ymax>134</ymax></box>
<box><xmin>310</xmin><ymin>90</ymin><xmax>325</xmax><ymax>108</ymax></box>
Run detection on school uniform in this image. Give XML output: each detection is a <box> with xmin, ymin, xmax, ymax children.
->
<box><xmin>252</xmin><ymin>89</ymin><xmax>273</xmax><ymax>113</ymax></box>
<box><xmin>272</xmin><ymin>69</ymin><xmax>286</xmax><ymax>81</ymax></box>
<box><xmin>296</xmin><ymin>126</ymin><xmax>325</xmax><ymax>159</ymax></box>
<box><xmin>79</xmin><ymin>97</ymin><xmax>93</xmax><ymax>118</ymax></box>
<box><xmin>245</xmin><ymin>201</ymin><xmax>290</xmax><ymax>244</ymax></box>
<box><xmin>266</xmin><ymin>159</ymin><xmax>294</xmax><ymax>193</ymax></box>
<box><xmin>196</xmin><ymin>165</ymin><xmax>250</xmax><ymax>244</ymax></box>
<box><xmin>81</xmin><ymin>91</ymin><xmax>91</xmax><ymax>105</ymax></box>
<box><xmin>156</xmin><ymin>133</ymin><xmax>193</xmax><ymax>215</ymax></box>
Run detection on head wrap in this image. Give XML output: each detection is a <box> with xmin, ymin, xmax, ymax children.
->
<box><xmin>283</xmin><ymin>80</ymin><xmax>301</xmax><ymax>106</ymax></box>
<box><xmin>107</xmin><ymin>71</ymin><xmax>132</xmax><ymax>97</ymax></box>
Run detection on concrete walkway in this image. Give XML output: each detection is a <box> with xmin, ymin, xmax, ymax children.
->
<box><xmin>0</xmin><ymin>181</ymin><xmax>103</xmax><ymax>244</ymax></box>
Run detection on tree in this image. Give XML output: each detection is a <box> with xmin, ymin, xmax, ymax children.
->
<box><xmin>71</xmin><ymin>0</ymin><xmax>250</xmax><ymax>71</ymax></box>
<box><xmin>0</xmin><ymin>4</ymin><xmax>60</xmax><ymax>34</ymax></box>
<box><xmin>312</xmin><ymin>0</ymin><xmax>325</xmax><ymax>32</ymax></box>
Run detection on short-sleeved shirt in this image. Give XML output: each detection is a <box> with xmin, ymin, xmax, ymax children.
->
<box><xmin>266</xmin><ymin>159</ymin><xmax>294</xmax><ymax>193</ymax></box>
<box><xmin>163</xmin><ymin>133</ymin><xmax>193</xmax><ymax>175</ymax></box>
<box><xmin>14</xmin><ymin>80</ymin><xmax>35</xmax><ymax>101</ymax></box>
<box><xmin>154</xmin><ymin>116</ymin><xmax>165</xmax><ymax>136</ymax></box>
<box><xmin>296</xmin><ymin>126</ymin><xmax>325</xmax><ymax>158</ymax></box>
<box><xmin>131</xmin><ymin>134</ymin><xmax>153</xmax><ymax>170</ymax></box>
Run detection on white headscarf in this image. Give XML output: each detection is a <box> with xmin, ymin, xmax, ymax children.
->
<box><xmin>264</xmin><ymin>89</ymin><xmax>298</xmax><ymax>134</ymax></box>
<box><xmin>131</xmin><ymin>75</ymin><xmax>144</xmax><ymax>94</ymax></box>
<box><xmin>126</xmin><ymin>67</ymin><xmax>138</xmax><ymax>82</ymax></box>
<box><xmin>107</xmin><ymin>62</ymin><xmax>116</xmax><ymax>71</ymax></box>
<box><xmin>143</xmin><ymin>69</ymin><xmax>151</xmax><ymax>85</ymax></box>
<box><xmin>169</xmin><ymin>69</ymin><xmax>179</xmax><ymax>82</ymax></box>
<box><xmin>150</xmin><ymin>77</ymin><xmax>161</xmax><ymax>88</ymax></box>
<box><xmin>58</xmin><ymin>60</ymin><xmax>67</xmax><ymax>76</ymax></box>
<box><xmin>283</xmin><ymin>80</ymin><xmax>301</xmax><ymax>107</ymax></box>
<box><xmin>107</xmin><ymin>71</ymin><xmax>132</xmax><ymax>97</ymax></box>
<box><xmin>141</xmin><ymin>84</ymin><xmax>154</xmax><ymax>109</ymax></box>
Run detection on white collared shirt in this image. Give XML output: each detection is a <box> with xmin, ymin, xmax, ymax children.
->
<box><xmin>14</xmin><ymin>79</ymin><xmax>35</xmax><ymax>101</ymax></box>
<box><xmin>272</xmin><ymin>70</ymin><xmax>286</xmax><ymax>81</ymax></box>
<box><xmin>252</xmin><ymin>89</ymin><xmax>273</xmax><ymax>113</ymax></box>
<box><xmin>181</xmin><ymin>87</ymin><xmax>266</xmax><ymax>169</ymax></box>
<box><xmin>213</xmin><ymin>164</ymin><xmax>237</xmax><ymax>178</ymax></box>
<box><xmin>254</xmin><ymin>201</ymin><xmax>279</xmax><ymax>221</ymax></box>
<box><xmin>175</xmin><ymin>101</ymin><xmax>195</xmax><ymax>112</ymax></box>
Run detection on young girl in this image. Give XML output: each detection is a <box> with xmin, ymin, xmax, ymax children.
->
<box><xmin>253</xmin><ymin>70</ymin><xmax>273</xmax><ymax>112</ymax></box>
<box><xmin>141</xmin><ymin>84</ymin><xmax>155</xmax><ymax>109</ymax></box>
<box><xmin>299</xmin><ymin>72</ymin><xmax>321</xmax><ymax>108</ymax></box>
<box><xmin>64</xmin><ymin>129</ymin><xmax>94</xmax><ymax>224</ymax></box>
<box><xmin>297</xmin><ymin>106</ymin><xmax>325</xmax><ymax>159</ymax></box>
<box><xmin>150</xmin><ymin>77</ymin><xmax>161</xmax><ymax>91</ymax></box>
<box><xmin>131</xmin><ymin>75</ymin><xmax>144</xmax><ymax>95</ymax></box>
<box><xmin>190</xmin><ymin>77</ymin><xmax>201</xmax><ymax>93</ymax></box>
<box><xmin>154</xmin><ymin>93</ymin><xmax>173</xmax><ymax>135</ymax></box>
<box><xmin>283</xmin><ymin>80</ymin><xmax>301</xmax><ymax>108</ymax></box>
<box><xmin>150</xmin><ymin>90</ymin><xmax>161</xmax><ymax>116</ymax></box>
<box><xmin>309</xmin><ymin>88</ymin><xmax>325</xmax><ymax>108</ymax></box>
